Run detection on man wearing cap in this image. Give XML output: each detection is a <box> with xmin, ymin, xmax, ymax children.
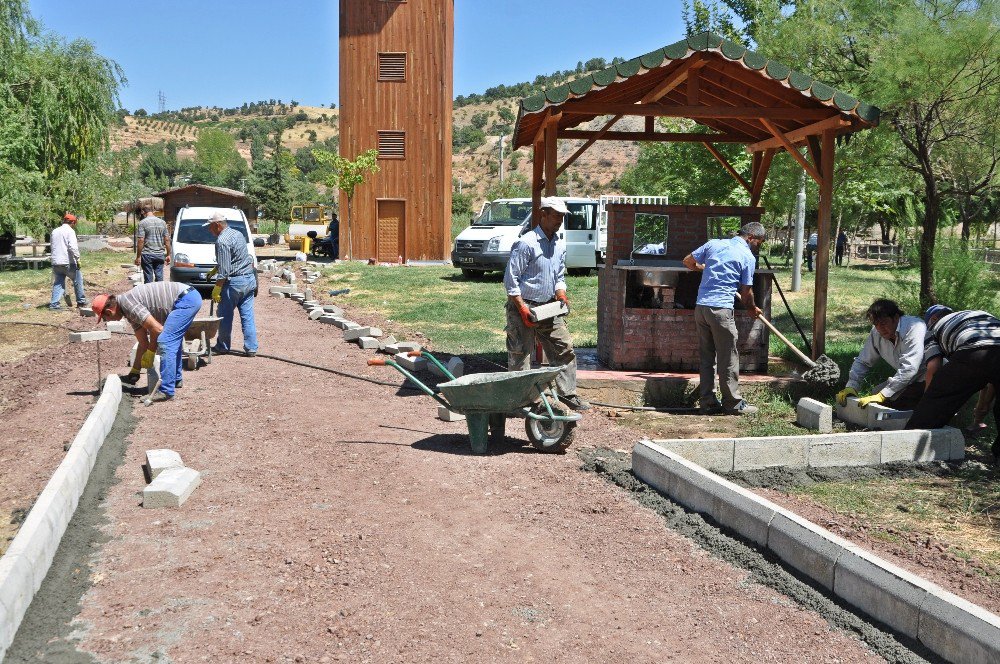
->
<box><xmin>91</xmin><ymin>282</ymin><xmax>203</xmax><ymax>402</ymax></box>
<box><xmin>134</xmin><ymin>206</ymin><xmax>170</xmax><ymax>283</ymax></box>
<box><xmin>836</xmin><ymin>299</ymin><xmax>927</xmax><ymax>410</ymax></box>
<box><xmin>683</xmin><ymin>222</ymin><xmax>766</xmax><ymax>415</ymax></box>
<box><xmin>49</xmin><ymin>213</ymin><xmax>87</xmax><ymax>310</ymax></box>
<box><xmin>907</xmin><ymin>305</ymin><xmax>1000</xmax><ymax>462</ymax></box>
<box><xmin>503</xmin><ymin>196</ymin><xmax>589</xmax><ymax>411</ymax></box>
<box><xmin>206</xmin><ymin>212</ymin><xmax>258</xmax><ymax>356</ymax></box>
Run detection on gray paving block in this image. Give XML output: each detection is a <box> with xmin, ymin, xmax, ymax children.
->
<box><xmin>437</xmin><ymin>406</ymin><xmax>466</xmax><ymax>422</ymax></box>
<box><xmin>834</xmin><ymin>547</ymin><xmax>927</xmax><ymax>638</ymax></box>
<box><xmin>946</xmin><ymin>427</ymin><xmax>967</xmax><ymax>460</ymax></box>
<box><xmin>142</xmin><ymin>467</ymin><xmax>201</xmax><ymax>508</ymax></box>
<box><xmin>809</xmin><ymin>432</ymin><xmax>881</xmax><ymax>467</ymax></box>
<box><xmin>79</xmin><ymin>307</ymin><xmax>96</xmax><ymax>317</ymax></box>
<box><xmin>318</xmin><ymin>315</ymin><xmax>342</xmax><ymax>325</ymax></box>
<box><xmin>322</xmin><ymin>304</ymin><xmax>344</xmax><ymax>316</ymax></box>
<box><xmin>917</xmin><ymin>586</ymin><xmax>1000</xmax><ymax>664</ymax></box>
<box><xmin>344</xmin><ymin>326</ymin><xmax>381</xmax><ymax>341</ymax></box>
<box><xmin>357</xmin><ymin>336</ymin><xmax>379</xmax><ymax>349</ymax></box>
<box><xmin>650</xmin><ymin>438</ymin><xmax>735</xmax><ymax>472</ymax></box>
<box><xmin>733</xmin><ymin>435</ymin><xmax>809</xmax><ymax>470</ymax></box>
<box><xmin>394</xmin><ymin>352</ymin><xmax>426</xmax><ymax>371</ymax></box>
<box><xmin>767</xmin><ymin>510</ymin><xmax>852</xmax><ymax>590</ymax></box>
<box><xmin>378</xmin><ymin>335</ymin><xmax>398</xmax><ymax>351</ymax></box>
<box><xmin>880</xmin><ymin>429</ymin><xmax>947</xmax><ymax>463</ymax></box>
<box><xmin>105</xmin><ymin>320</ymin><xmax>128</xmax><ymax>334</ymax></box>
<box><xmin>308</xmin><ymin>309</ymin><xmax>325</xmax><ymax>320</ymax></box>
<box><xmin>835</xmin><ymin>397</ymin><xmax>912</xmax><ymax>431</ymax></box>
<box><xmin>270</xmin><ymin>292</ymin><xmax>286</xmax><ymax>298</ymax></box>
<box><xmin>446</xmin><ymin>356</ymin><xmax>464</xmax><ymax>378</ymax></box>
<box><xmin>530</xmin><ymin>300</ymin><xmax>569</xmax><ymax>321</ymax></box>
<box><xmin>68</xmin><ymin>330</ymin><xmax>112</xmax><ymax>343</ymax></box>
<box><xmin>301</xmin><ymin>300</ymin><xmax>319</xmax><ymax>308</ymax></box>
<box><xmin>394</xmin><ymin>341</ymin><xmax>422</xmax><ymax>353</ymax></box>
<box><xmin>269</xmin><ymin>286</ymin><xmax>297</xmax><ymax>294</ymax></box>
<box><xmin>144</xmin><ymin>449</ymin><xmax>184</xmax><ymax>481</ymax></box>
<box><xmin>796</xmin><ymin>397</ymin><xmax>833</xmax><ymax>433</ymax></box>
<box><xmin>289</xmin><ymin>293</ymin><xmax>305</xmax><ymax>301</ymax></box>
<box><xmin>331</xmin><ymin>319</ymin><xmax>354</xmax><ymax>330</ymax></box>
<box><xmin>304</xmin><ymin>288</ymin><xmax>313</xmax><ymax>301</ymax></box>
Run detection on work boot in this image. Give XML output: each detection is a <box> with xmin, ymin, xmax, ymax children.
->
<box><xmin>699</xmin><ymin>399</ymin><xmax>724</xmax><ymax>415</ymax></box>
<box><xmin>120</xmin><ymin>371</ymin><xmax>141</xmax><ymax>386</ymax></box>
<box><xmin>727</xmin><ymin>400</ymin><xmax>759</xmax><ymax>416</ymax></box>
<box><xmin>559</xmin><ymin>394</ymin><xmax>591</xmax><ymax>411</ymax></box>
<box><xmin>145</xmin><ymin>391</ymin><xmax>174</xmax><ymax>406</ymax></box>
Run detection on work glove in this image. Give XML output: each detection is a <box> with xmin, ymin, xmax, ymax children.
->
<box><xmin>835</xmin><ymin>387</ymin><xmax>858</xmax><ymax>406</ymax></box>
<box><xmin>211</xmin><ymin>282</ymin><xmax>222</xmax><ymax>304</ymax></box>
<box><xmin>207</xmin><ymin>267</ymin><xmax>218</xmax><ymax>279</ymax></box>
<box><xmin>857</xmin><ymin>391</ymin><xmax>887</xmax><ymax>409</ymax></box>
<box><xmin>140</xmin><ymin>349</ymin><xmax>156</xmax><ymax>369</ymax></box>
<box><xmin>556</xmin><ymin>292</ymin><xmax>570</xmax><ymax>315</ymax></box>
<box><xmin>518</xmin><ymin>304</ymin><xmax>537</xmax><ymax>329</ymax></box>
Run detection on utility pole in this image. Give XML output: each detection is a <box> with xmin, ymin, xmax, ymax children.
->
<box><xmin>791</xmin><ymin>163</ymin><xmax>806</xmax><ymax>292</ymax></box>
<box><xmin>498</xmin><ymin>134</ymin><xmax>506</xmax><ymax>183</ymax></box>
<box><xmin>157</xmin><ymin>90</ymin><xmax>166</xmax><ymax>114</ymax></box>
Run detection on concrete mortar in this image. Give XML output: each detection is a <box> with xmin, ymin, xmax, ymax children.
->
<box><xmin>577</xmin><ymin>448</ymin><xmax>934</xmax><ymax>664</ymax></box>
<box><xmin>5</xmin><ymin>396</ymin><xmax>137</xmax><ymax>663</ymax></box>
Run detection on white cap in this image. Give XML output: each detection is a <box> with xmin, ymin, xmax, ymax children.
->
<box><xmin>202</xmin><ymin>212</ymin><xmax>227</xmax><ymax>226</ymax></box>
<box><xmin>539</xmin><ymin>196</ymin><xmax>569</xmax><ymax>215</ymax></box>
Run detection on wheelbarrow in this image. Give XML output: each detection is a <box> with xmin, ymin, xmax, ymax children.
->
<box><xmin>368</xmin><ymin>350</ymin><xmax>582</xmax><ymax>454</ymax></box>
<box><xmin>183</xmin><ymin>316</ymin><xmax>221</xmax><ymax>370</ymax></box>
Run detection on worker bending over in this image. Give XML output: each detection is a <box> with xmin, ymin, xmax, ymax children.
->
<box><xmin>503</xmin><ymin>196</ymin><xmax>589</xmax><ymax>412</ymax></box>
<box><xmin>837</xmin><ymin>299</ymin><xmax>927</xmax><ymax>409</ymax></box>
<box><xmin>907</xmin><ymin>305</ymin><xmax>1000</xmax><ymax>463</ymax></box>
<box><xmin>683</xmin><ymin>222</ymin><xmax>766</xmax><ymax>415</ymax></box>
<box><xmin>92</xmin><ymin>282</ymin><xmax>203</xmax><ymax>403</ymax></box>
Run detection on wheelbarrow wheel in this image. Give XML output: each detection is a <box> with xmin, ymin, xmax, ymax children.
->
<box><xmin>525</xmin><ymin>404</ymin><xmax>575</xmax><ymax>452</ymax></box>
<box><xmin>184</xmin><ymin>355</ymin><xmax>197</xmax><ymax>371</ymax></box>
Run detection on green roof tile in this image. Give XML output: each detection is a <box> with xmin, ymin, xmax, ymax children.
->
<box><xmin>765</xmin><ymin>60</ymin><xmax>790</xmax><ymax>82</ymax></box>
<box><xmin>592</xmin><ymin>67</ymin><xmax>618</xmax><ymax>87</ymax></box>
<box><xmin>640</xmin><ymin>49</ymin><xmax>666</xmax><ymax>69</ymax></box>
<box><xmin>810</xmin><ymin>81</ymin><xmax>835</xmax><ymax>101</ymax></box>
<box><xmin>720</xmin><ymin>39</ymin><xmax>747</xmax><ymax>60</ymax></box>
<box><xmin>856</xmin><ymin>102</ymin><xmax>881</xmax><ymax>123</ymax></box>
<box><xmin>663</xmin><ymin>41</ymin><xmax>689</xmax><ymax>60</ymax></box>
<box><xmin>833</xmin><ymin>91</ymin><xmax>858</xmax><ymax>111</ymax></box>
<box><xmin>545</xmin><ymin>84</ymin><xmax>570</xmax><ymax>104</ymax></box>
<box><xmin>688</xmin><ymin>32</ymin><xmax>723</xmax><ymax>51</ymax></box>
<box><xmin>743</xmin><ymin>51</ymin><xmax>767</xmax><ymax>70</ymax></box>
<box><xmin>568</xmin><ymin>76</ymin><xmax>595</xmax><ymax>96</ymax></box>
<box><xmin>616</xmin><ymin>57</ymin><xmax>642</xmax><ymax>78</ymax></box>
<box><xmin>522</xmin><ymin>94</ymin><xmax>545</xmax><ymax>113</ymax></box>
<box><xmin>788</xmin><ymin>71</ymin><xmax>813</xmax><ymax>91</ymax></box>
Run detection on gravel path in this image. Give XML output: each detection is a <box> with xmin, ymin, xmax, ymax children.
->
<box><xmin>14</xmin><ymin>292</ymin><xmax>889</xmax><ymax>663</ymax></box>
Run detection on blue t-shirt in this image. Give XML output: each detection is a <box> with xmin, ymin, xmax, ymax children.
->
<box><xmin>691</xmin><ymin>236</ymin><xmax>756</xmax><ymax>309</ymax></box>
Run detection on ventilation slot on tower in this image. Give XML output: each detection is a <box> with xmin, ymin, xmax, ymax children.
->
<box><xmin>377</xmin><ymin>131</ymin><xmax>405</xmax><ymax>159</ymax></box>
<box><xmin>378</xmin><ymin>53</ymin><xmax>407</xmax><ymax>81</ymax></box>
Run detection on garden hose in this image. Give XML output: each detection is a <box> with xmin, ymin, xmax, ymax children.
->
<box><xmin>253</xmin><ymin>352</ymin><xmax>424</xmax><ymax>392</ymax></box>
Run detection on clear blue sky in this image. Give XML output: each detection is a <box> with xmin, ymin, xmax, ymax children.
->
<box><xmin>29</xmin><ymin>0</ymin><xmax>688</xmax><ymax>113</ymax></box>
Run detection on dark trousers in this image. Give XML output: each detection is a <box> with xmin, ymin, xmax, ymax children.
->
<box><xmin>806</xmin><ymin>247</ymin><xmax>815</xmax><ymax>271</ymax></box>
<box><xmin>886</xmin><ymin>380</ymin><xmax>925</xmax><ymax>410</ymax></box>
<box><xmin>907</xmin><ymin>347</ymin><xmax>1000</xmax><ymax>449</ymax></box>
<box><xmin>141</xmin><ymin>254</ymin><xmax>165</xmax><ymax>283</ymax></box>
<box><xmin>835</xmin><ymin>245</ymin><xmax>846</xmax><ymax>266</ymax></box>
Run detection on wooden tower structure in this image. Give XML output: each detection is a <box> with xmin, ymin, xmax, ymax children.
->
<box><xmin>339</xmin><ymin>0</ymin><xmax>454</xmax><ymax>262</ymax></box>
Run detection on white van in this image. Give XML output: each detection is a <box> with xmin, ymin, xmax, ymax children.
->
<box><xmin>451</xmin><ymin>197</ymin><xmax>600</xmax><ymax>277</ymax></box>
<box><xmin>169</xmin><ymin>206</ymin><xmax>257</xmax><ymax>287</ymax></box>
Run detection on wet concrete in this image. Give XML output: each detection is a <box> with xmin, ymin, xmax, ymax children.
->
<box><xmin>6</xmin><ymin>396</ymin><xmax>137</xmax><ymax>663</ymax></box>
<box><xmin>577</xmin><ymin>447</ymin><xmax>941</xmax><ymax>664</ymax></box>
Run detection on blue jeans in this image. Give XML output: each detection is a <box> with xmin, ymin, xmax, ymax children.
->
<box><xmin>217</xmin><ymin>273</ymin><xmax>258</xmax><ymax>353</ymax></box>
<box><xmin>158</xmin><ymin>289</ymin><xmax>203</xmax><ymax>396</ymax></box>
<box><xmin>141</xmin><ymin>254</ymin><xmax>165</xmax><ymax>283</ymax></box>
<box><xmin>50</xmin><ymin>264</ymin><xmax>86</xmax><ymax>308</ymax></box>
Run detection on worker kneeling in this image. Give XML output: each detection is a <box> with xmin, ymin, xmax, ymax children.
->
<box><xmin>836</xmin><ymin>299</ymin><xmax>927</xmax><ymax>410</ymax></box>
<box><xmin>92</xmin><ymin>282</ymin><xmax>203</xmax><ymax>404</ymax></box>
<box><xmin>503</xmin><ymin>197</ymin><xmax>589</xmax><ymax>412</ymax></box>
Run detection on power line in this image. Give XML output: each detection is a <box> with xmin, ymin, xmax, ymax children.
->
<box><xmin>157</xmin><ymin>90</ymin><xmax>166</xmax><ymax>114</ymax></box>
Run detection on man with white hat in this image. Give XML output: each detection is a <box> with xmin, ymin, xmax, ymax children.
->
<box><xmin>907</xmin><ymin>305</ymin><xmax>1000</xmax><ymax>462</ymax></box>
<box><xmin>502</xmin><ymin>197</ymin><xmax>589</xmax><ymax>411</ymax></box>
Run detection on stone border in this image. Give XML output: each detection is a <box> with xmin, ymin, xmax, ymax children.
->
<box><xmin>0</xmin><ymin>375</ymin><xmax>122</xmax><ymax>660</ymax></box>
<box><xmin>650</xmin><ymin>427</ymin><xmax>964</xmax><ymax>473</ymax></box>
<box><xmin>632</xmin><ymin>440</ymin><xmax>1000</xmax><ymax>664</ymax></box>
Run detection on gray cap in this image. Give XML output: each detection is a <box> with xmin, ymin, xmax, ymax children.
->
<box><xmin>202</xmin><ymin>212</ymin><xmax>227</xmax><ymax>227</ymax></box>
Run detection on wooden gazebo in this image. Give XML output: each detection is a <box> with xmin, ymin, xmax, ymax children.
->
<box><xmin>512</xmin><ymin>32</ymin><xmax>880</xmax><ymax>356</ymax></box>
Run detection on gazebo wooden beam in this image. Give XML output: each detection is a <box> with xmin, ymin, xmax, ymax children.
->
<box><xmin>812</xmin><ymin>128</ymin><xmax>837</xmax><ymax>358</ymax></box>
<box><xmin>555</xmin><ymin>114</ymin><xmax>623</xmax><ymax>178</ymax></box>
<box><xmin>558</xmin><ymin>130</ymin><xmax>755</xmax><ymax>142</ymax></box>
<box><xmin>640</xmin><ymin>56</ymin><xmax>705</xmax><ymax>104</ymax></box>
<box><xmin>760</xmin><ymin>118</ymin><xmax>822</xmax><ymax>185</ymax></box>
<box><xmin>561</xmin><ymin>103</ymin><xmax>833</xmax><ymax>120</ymax></box>
<box><xmin>746</xmin><ymin>115</ymin><xmax>850</xmax><ymax>152</ymax></box>
<box><xmin>701</xmin><ymin>141</ymin><xmax>751</xmax><ymax>193</ymax></box>
<box><xmin>749</xmin><ymin>148</ymin><xmax>775</xmax><ymax>207</ymax></box>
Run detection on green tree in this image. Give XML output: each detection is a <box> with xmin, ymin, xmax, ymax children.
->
<box><xmin>312</xmin><ymin>148</ymin><xmax>380</xmax><ymax>260</ymax></box>
<box><xmin>193</xmin><ymin>128</ymin><xmax>247</xmax><ymax>188</ymax></box>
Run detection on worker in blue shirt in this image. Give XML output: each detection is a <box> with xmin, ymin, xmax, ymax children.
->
<box><xmin>683</xmin><ymin>222</ymin><xmax>766</xmax><ymax>415</ymax></box>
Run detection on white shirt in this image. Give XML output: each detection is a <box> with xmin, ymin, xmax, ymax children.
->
<box><xmin>847</xmin><ymin>315</ymin><xmax>927</xmax><ymax>398</ymax></box>
<box><xmin>50</xmin><ymin>223</ymin><xmax>80</xmax><ymax>266</ymax></box>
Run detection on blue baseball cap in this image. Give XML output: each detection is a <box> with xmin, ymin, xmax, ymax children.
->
<box><xmin>924</xmin><ymin>304</ymin><xmax>952</xmax><ymax>325</ymax></box>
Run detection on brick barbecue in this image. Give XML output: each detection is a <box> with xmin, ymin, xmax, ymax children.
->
<box><xmin>597</xmin><ymin>203</ymin><xmax>772</xmax><ymax>372</ymax></box>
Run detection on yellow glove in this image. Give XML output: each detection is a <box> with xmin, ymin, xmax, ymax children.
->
<box><xmin>211</xmin><ymin>283</ymin><xmax>222</xmax><ymax>303</ymax></box>
<box><xmin>140</xmin><ymin>349</ymin><xmax>156</xmax><ymax>369</ymax></box>
<box><xmin>207</xmin><ymin>267</ymin><xmax>218</xmax><ymax>279</ymax></box>
<box><xmin>836</xmin><ymin>387</ymin><xmax>858</xmax><ymax>406</ymax></box>
<box><xmin>857</xmin><ymin>391</ymin><xmax>887</xmax><ymax>408</ymax></box>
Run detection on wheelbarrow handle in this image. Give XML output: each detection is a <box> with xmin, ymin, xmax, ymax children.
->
<box><xmin>368</xmin><ymin>358</ymin><xmax>387</xmax><ymax>366</ymax></box>
<box><xmin>407</xmin><ymin>350</ymin><xmax>423</xmax><ymax>357</ymax></box>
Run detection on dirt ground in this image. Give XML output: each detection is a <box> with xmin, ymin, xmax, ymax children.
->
<box><xmin>2</xmin><ymin>281</ymin><xmax>996</xmax><ymax>662</ymax></box>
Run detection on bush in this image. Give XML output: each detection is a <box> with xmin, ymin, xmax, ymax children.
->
<box><xmin>891</xmin><ymin>239</ymin><xmax>1000</xmax><ymax>313</ymax></box>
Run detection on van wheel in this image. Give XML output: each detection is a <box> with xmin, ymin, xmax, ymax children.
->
<box><xmin>567</xmin><ymin>268</ymin><xmax>592</xmax><ymax>277</ymax></box>
<box><xmin>461</xmin><ymin>269</ymin><xmax>480</xmax><ymax>280</ymax></box>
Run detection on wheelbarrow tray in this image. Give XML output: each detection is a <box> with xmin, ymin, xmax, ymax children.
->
<box><xmin>184</xmin><ymin>316</ymin><xmax>221</xmax><ymax>342</ymax></box>
<box><xmin>437</xmin><ymin>367</ymin><xmax>563</xmax><ymax>414</ymax></box>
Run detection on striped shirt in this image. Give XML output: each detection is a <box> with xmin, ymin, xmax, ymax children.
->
<box><xmin>214</xmin><ymin>226</ymin><xmax>254</xmax><ymax>280</ymax></box>
<box><xmin>504</xmin><ymin>225</ymin><xmax>566</xmax><ymax>302</ymax></box>
<box><xmin>137</xmin><ymin>215</ymin><xmax>169</xmax><ymax>256</ymax></box>
<box><xmin>924</xmin><ymin>310</ymin><xmax>1000</xmax><ymax>360</ymax></box>
<box><xmin>116</xmin><ymin>281</ymin><xmax>189</xmax><ymax>328</ymax></box>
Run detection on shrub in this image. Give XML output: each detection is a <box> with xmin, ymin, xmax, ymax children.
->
<box><xmin>891</xmin><ymin>239</ymin><xmax>1000</xmax><ymax>313</ymax></box>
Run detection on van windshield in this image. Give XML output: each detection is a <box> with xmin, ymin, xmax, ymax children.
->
<box><xmin>474</xmin><ymin>201</ymin><xmax>532</xmax><ymax>227</ymax></box>
<box><xmin>176</xmin><ymin>219</ymin><xmax>249</xmax><ymax>244</ymax></box>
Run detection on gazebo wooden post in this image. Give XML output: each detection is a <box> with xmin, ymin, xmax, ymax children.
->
<box><xmin>531</xmin><ymin>137</ymin><xmax>544</xmax><ymax>224</ymax></box>
<box><xmin>544</xmin><ymin>117</ymin><xmax>559</xmax><ymax>196</ymax></box>
<box><xmin>812</xmin><ymin>128</ymin><xmax>836</xmax><ymax>358</ymax></box>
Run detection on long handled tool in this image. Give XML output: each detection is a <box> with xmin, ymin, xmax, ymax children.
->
<box><xmin>757</xmin><ymin>314</ymin><xmax>840</xmax><ymax>386</ymax></box>
<box><xmin>761</xmin><ymin>255</ymin><xmax>812</xmax><ymax>354</ymax></box>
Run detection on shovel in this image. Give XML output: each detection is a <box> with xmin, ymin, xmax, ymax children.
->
<box><xmin>757</xmin><ymin>314</ymin><xmax>840</xmax><ymax>386</ymax></box>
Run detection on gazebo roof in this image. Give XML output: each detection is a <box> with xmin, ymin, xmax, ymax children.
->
<box><xmin>513</xmin><ymin>31</ymin><xmax>880</xmax><ymax>149</ymax></box>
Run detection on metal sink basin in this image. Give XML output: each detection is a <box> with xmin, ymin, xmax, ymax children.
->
<box><xmin>637</xmin><ymin>270</ymin><xmax>679</xmax><ymax>288</ymax></box>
